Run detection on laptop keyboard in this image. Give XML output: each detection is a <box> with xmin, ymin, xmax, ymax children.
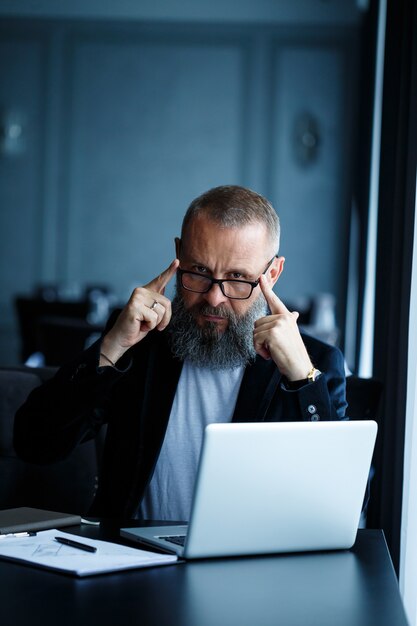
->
<box><xmin>161</xmin><ymin>535</ymin><xmax>186</xmax><ymax>547</ymax></box>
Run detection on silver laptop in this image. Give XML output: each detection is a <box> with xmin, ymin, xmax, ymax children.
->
<box><xmin>121</xmin><ymin>420</ymin><xmax>377</xmax><ymax>559</ymax></box>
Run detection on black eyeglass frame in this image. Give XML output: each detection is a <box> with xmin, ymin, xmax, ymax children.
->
<box><xmin>177</xmin><ymin>256</ymin><xmax>277</xmax><ymax>300</ymax></box>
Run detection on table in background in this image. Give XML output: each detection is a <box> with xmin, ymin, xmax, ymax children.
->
<box><xmin>0</xmin><ymin>525</ymin><xmax>408</xmax><ymax>626</ymax></box>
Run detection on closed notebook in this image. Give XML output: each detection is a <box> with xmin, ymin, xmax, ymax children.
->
<box><xmin>0</xmin><ymin>507</ymin><xmax>81</xmax><ymax>534</ymax></box>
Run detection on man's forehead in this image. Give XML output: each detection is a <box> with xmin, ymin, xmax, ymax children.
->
<box><xmin>182</xmin><ymin>216</ymin><xmax>270</xmax><ymax>248</ymax></box>
<box><xmin>180</xmin><ymin>224</ymin><xmax>269</xmax><ymax>276</ymax></box>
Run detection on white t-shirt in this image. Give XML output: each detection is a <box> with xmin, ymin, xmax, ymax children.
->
<box><xmin>137</xmin><ymin>360</ymin><xmax>244</xmax><ymax>521</ymax></box>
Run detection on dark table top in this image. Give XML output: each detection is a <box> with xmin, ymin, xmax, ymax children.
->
<box><xmin>0</xmin><ymin>525</ymin><xmax>408</xmax><ymax>626</ymax></box>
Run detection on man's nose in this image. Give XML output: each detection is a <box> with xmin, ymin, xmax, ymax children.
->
<box><xmin>203</xmin><ymin>282</ymin><xmax>229</xmax><ymax>308</ymax></box>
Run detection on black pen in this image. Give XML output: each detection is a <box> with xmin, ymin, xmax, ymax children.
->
<box><xmin>55</xmin><ymin>536</ymin><xmax>97</xmax><ymax>553</ymax></box>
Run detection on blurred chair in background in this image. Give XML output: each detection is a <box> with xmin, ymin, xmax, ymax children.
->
<box><xmin>346</xmin><ymin>375</ymin><xmax>384</xmax><ymax>528</ymax></box>
<box><xmin>15</xmin><ymin>296</ymin><xmax>90</xmax><ymax>363</ymax></box>
<box><xmin>36</xmin><ymin>316</ymin><xmax>103</xmax><ymax>367</ymax></box>
<box><xmin>346</xmin><ymin>375</ymin><xmax>383</xmax><ymax>421</ymax></box>
<box><xmin>0</xmin><ymin>366</ymin><xmax>105</xmax><ymax>515</ymax></box>
<box><xmin>14</xmin><ymin>285</ymin><xmax>116</xmax><ymax>366</ymax></box>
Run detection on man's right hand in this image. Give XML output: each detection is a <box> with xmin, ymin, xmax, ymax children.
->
<box><xmin>99</xmin><ymin>259</ymin><xmax>179</xmax><ymax>366</ymax></box>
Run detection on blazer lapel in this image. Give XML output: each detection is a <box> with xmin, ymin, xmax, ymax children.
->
<box><xmin>232</xmin><ymin>356</ymin><xmax>282</xmax><ymax>423</ymax></box>
<box><xmin>141</xmin><ymin>335</ymin><xmax>182</xmax><ymax>436</ymax></box>
<box><xmin>124</xmin><ymin>333</ymin><xmax>183</xmax><ymax>515</ymax></box>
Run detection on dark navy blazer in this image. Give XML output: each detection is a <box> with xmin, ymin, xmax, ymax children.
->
<box><xmin>14</xmin><ymin>328</ymin><xmax>347</xmax><ymax>517</ymax></box>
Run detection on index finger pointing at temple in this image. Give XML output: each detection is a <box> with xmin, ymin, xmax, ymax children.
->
<box><xmin>144</xmin><ymin>258</ymin><xmax>180</xmax><ymax>294</ymax></box>
<box><xmin>259</xmin><ymin>274</ymin><xmax>291</xmax><ymax>315</ymax></box>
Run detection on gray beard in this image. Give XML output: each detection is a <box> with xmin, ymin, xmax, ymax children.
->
<box><xmin>167</xmin><ymin>285</ymin><xmax>268</xmax><ymax>370</ymax></box>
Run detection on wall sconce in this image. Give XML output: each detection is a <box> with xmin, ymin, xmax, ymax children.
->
<box><xmin>0</xmin><ymin>109</ymin><xmax>26</xmax><ymax>156</ymax></box>
<box><xmin>293</xmin><ymin>112</ymin><xmax>321</xmax><ymax>167</ymax></box>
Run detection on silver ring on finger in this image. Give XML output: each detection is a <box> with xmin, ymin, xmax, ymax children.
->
<box><xmin>150</xmin><ymin>300</ymin><xmax>158</xmax><ymax>310</ymax></box>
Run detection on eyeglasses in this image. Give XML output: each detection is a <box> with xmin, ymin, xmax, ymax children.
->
<box><xmin>177</xmin><ymin>257</ymin><xmax>276</xmax><ymax>300</ymax></box>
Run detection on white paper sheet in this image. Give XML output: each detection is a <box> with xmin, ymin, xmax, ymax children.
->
<box><xmin>0</xmin><ymin>529</ymin><xmax>177</xmax><ymax>576</ymax></box>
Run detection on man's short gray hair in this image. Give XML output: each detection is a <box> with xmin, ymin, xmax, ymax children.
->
<box><xmin>181</xmin><ymin>185</ymin><xmax>280</xmax><ymax>252</ymax></box>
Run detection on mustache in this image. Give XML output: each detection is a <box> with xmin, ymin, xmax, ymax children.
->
<box><xmin>189</xmin><ymin>303</ymin><xmax>237</xmax><ymax>321</ymax></box>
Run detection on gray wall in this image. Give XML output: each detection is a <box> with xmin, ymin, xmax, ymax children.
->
<box><xmin>0</xmin><ymin>15</ymin><xmax>360</xmax><ymax>364</ymax></box>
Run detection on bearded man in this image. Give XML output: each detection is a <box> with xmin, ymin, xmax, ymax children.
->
<box><xmin>14</xmin><ymin>185</ymin><xmax>347</xmax><ymax>519</ymax></box>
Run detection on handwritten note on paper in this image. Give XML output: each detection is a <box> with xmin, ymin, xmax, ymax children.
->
<box><xmin>0</xmin><ymin>529</ymin><xmax>177</xmax><ymax>576</ymax></box>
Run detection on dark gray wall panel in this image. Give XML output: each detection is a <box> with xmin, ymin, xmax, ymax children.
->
<box><xmin>64</xmin><ymin>37</ymin><xmax>245</xmax><ymax>299</ymax></box>
<box><xmin>0</xmin><ymin>38</ymin><xmax>45</xmax><ymax>361</ymax></box>
<box><xmin>271</xmin><ymin>46</ymin><xmax>348</xmax><ymax>313</ymax></box>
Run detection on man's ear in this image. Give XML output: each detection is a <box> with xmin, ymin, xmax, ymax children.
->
<box><xmin>268</xmin><ymin>256</ymin><xmax>285</xmax><ymax>287</ymax></box>
<box><xmin>175</xmin><ymin>237</ymin><xmax>181</xmax><ymax>258</ymax></box>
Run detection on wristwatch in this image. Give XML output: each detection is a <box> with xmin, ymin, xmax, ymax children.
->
<box><xmin>307</xmin><ymin>367</ymin><xmax>321</xmax><ymax>383</ymax></box>
<box><xmin>285</xmin><ymin>367</ymin><xmax>322</xmax><ymax>390</ymax></box>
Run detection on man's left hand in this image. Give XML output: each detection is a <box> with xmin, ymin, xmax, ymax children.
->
<box><xmin>253</xmin><ymin>275</ymin><xmax>313</xmax><ymax>381</ymax></box>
